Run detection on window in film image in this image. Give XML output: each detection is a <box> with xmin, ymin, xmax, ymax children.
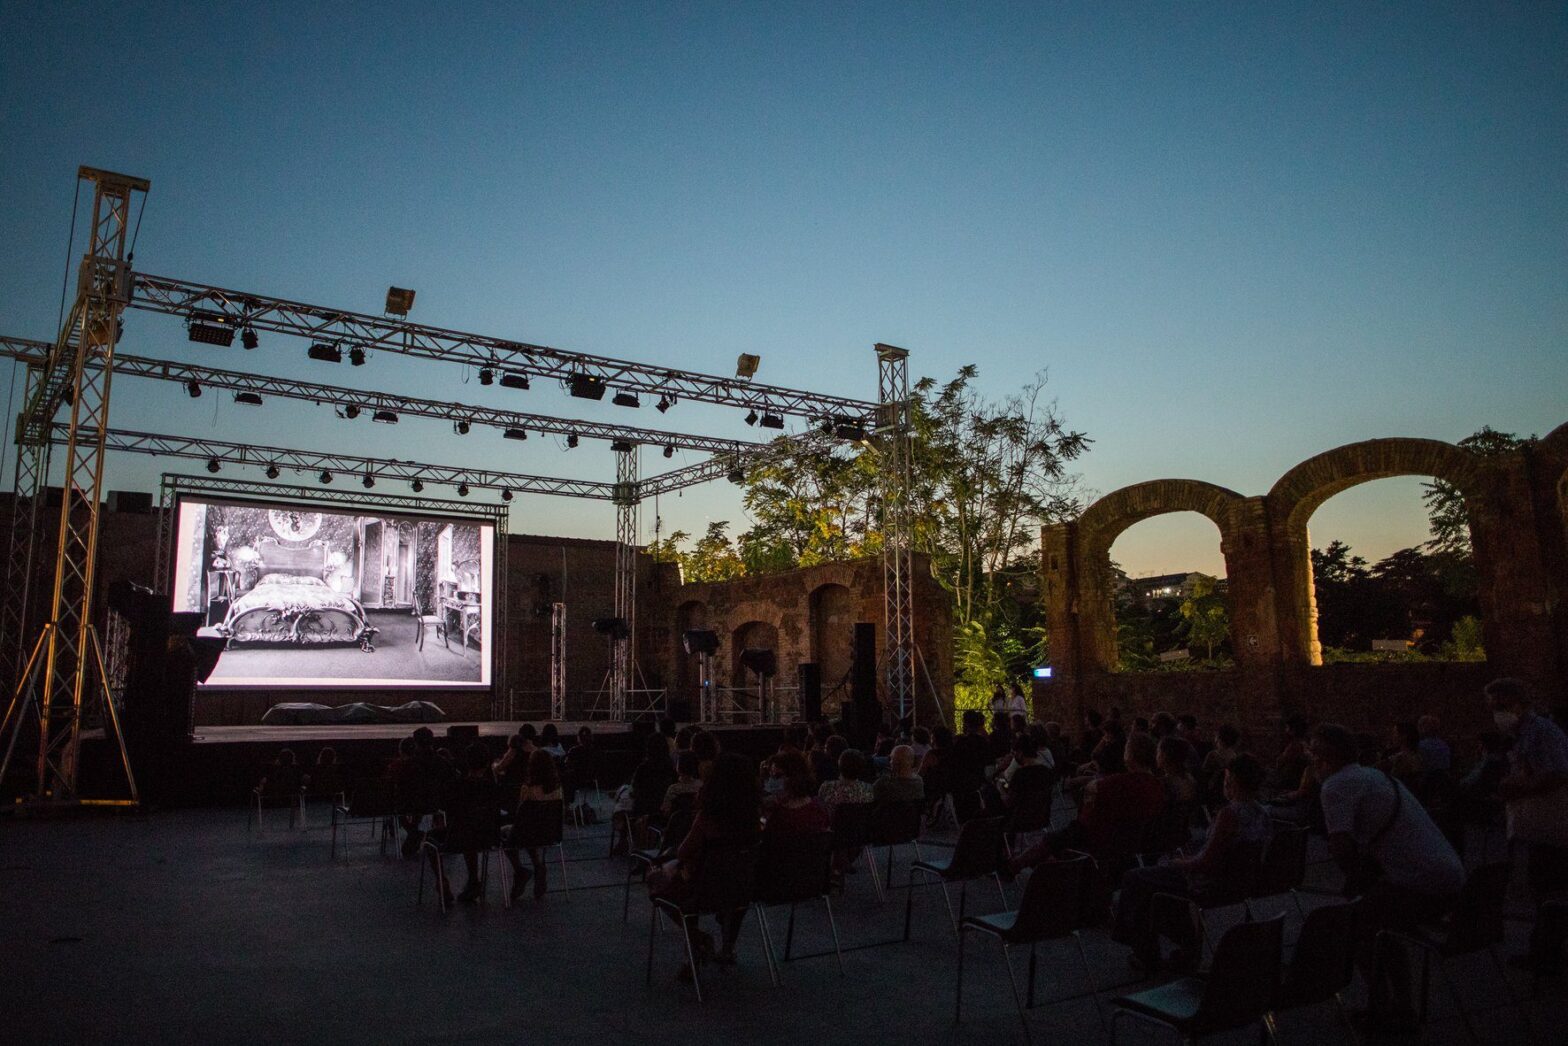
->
<box><xmin>171</xmin><ymin>497</ymin><xmax>494</xmax><ymax>688</ymax></box>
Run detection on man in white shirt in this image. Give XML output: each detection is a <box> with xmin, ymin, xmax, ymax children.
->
<box><xmin>1312</xmin><ymin>723</ymin><xmax>1464</xmax><ymax>1031</ymax></box>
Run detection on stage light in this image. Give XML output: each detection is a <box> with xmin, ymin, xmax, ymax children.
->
<box><xmin>454</xmin><ymin>419</ymin><xmax>470</xmax><ymax>435</ymax></box>
<box><xmin>411</xmin><ymin>479</ymin><xmax>424</xmax><ymax>493</ymax></box>
<box><xmin>501</xmin><ymin>489</ymin><xmax>513</xmax><ymax>503</ymax></box>
<box><xmin>241</xmin><ymin>327</ymin><xmax>259</xmax><ymax>350</ymax></box>
<box><xmin>759</xmin><ymin>413</ymin><xmax>785</xmax><ymax>429</ymax></box>
<box><xmin>319</xmin><ymin>470</ymin><xmax>333</xmax><ymax>484</ymax></box>
<box><xmin>566</xmin><ymin>433</ymin><xmax>579</xmax><ymax>448</ymax></box>
<box><xmin>372</xmin><ymin>410</ymin><xmax>398</xmax><ymax>424</ymax></box>
<box><xmin>834</xmin><ymin>421</ymin><xmax>867</xmax><ymax>441</ymax></box>
<box><xmin>478</xmin><ymin>367</ymin><xmax>494</xmax><ymax>386</ymax></box>
<box><xmin>611</xmin><ymin>440</ymin><xmax>634</xmax><ymax>453</ymax></box>
<box><xmin>457</xmin><ymin>482</ymin><xmax>470</xmax><ymax>497</ymax></box>
<box><xmin>744</xmin><ymin>409</ymin><xmax>758</xmax><ymax>426</ymax></box>
<box><xmin>385</xmin><ymin>286</ymin><xmax>416</xmax><ymax>316</ymax></box>
<box><xmin>233</xmin><ymin>392</ymin><xmax>263</xmax><ymax>406</ymax></box>
<box><xmin>736</xmin><ymin>353</ymin><xmax>760</xmax><ymax>379</ymax></box>
<box><xmin>206</xmin><ymin>458</ymin><xmax>221</xmax><ymax>474</ymax></box>
<box><xmin>727</xmin><ymin>465</ymin><xmax>746</xmax><ymax>484</ymax></box>
<box><xmin>349</xmin><ymin>345</ymin><xmax>366</xmax><ymax>367</ymax></box>
<box><xmin>186</xmin><ymin>312</ymin><xmax>235</xmax><ymax>346</ymax></box>
<box><xmin>568</xmin><ymin>373</ymin><xmax>606</xmax><ymax>400</ymax></box>
<box><xmin>265</xmin><ymin>464</ymin><xmax>280</xmax><ymax>480</ymax></box>
<box><xmin>819</xmin><ymin>418</ymin><xmax>834</xmax><ymax>435</ymax></box>
<box><xmin>499</xmin><ymin>372</ymin><xmax>530</xmax><ymax>390</ymax></box>
<box><xmin>343</xmin><ymin>404</ymin><xmax>360</xmax><ymax>419</ymax></box>
<box><xmin>612</xmin><ymin>391</ymin><xmax>640</xmax><ymax>408</ymax></box>
<box><xmin>308</xmin><ymin>342</ymin><xmax>342</xmax><ymax>363</ymax></box>
<box><xmin>185</xmin><ymin>380</ymin><xmax>202</xmax><ymax>398</ymax></box>
<box><xmin>503</xmin><ymin>428</ymin><xmax>528</xmax><ymax>441</ymax></box>
<box><xmin>663</xmin><ymin>443</ymin><xmax>675</xmax><ymax>458</ymax></box>
<box><xmin>362</xmin><ymin>473</ymin><xmax>375</xmax><ymax>489</ymax></box>
<box><xmin>655</xmin><ymin>396</ymin><xmax>672</xmax><ymax>413</ymax></box>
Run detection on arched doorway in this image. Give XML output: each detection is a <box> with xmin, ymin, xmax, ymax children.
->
<box><xmin>1106</xmin><ymin>513</ymin><xmax>1229</xmax><ymax>671</ymax></box>
<box><xmin>674</xmin><ymin>600</ymin><xmax>708</xmax><ymax>708</ymax></box>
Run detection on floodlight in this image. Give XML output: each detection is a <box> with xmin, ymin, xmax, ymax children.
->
<box><xmin>454</xmin><ymin>420</ymin><xmax>470</xmax><ymax>435</ymax></box>
<box><xmin>348</xmin><ymin>345</ymin><xmax>367</xmax><ymax>366</ymax></box>
<box><xmin>265</xmin><ymin>464</ymin><xmax>280</xmax><ymax>480</ymax></box>
<box><xmin>411</xmin><ymin>479</ymin><xmax>424</xmax><ymax>493</ymax></box>
<box><xmin>319</xmin><ymin>470</ymin><xmax>333</xmax><ymax>484</ymax></box>
<box><xmin>362</xmin><ymin>473</ymin><xmax>375</xmax><ymax>489</ymax></box>
<box><xmin>457</xmin><ymin>482</ymin><xmax>470</xmax><ymax>497</ymax></box>
<box><xmin>611</xmin><ymin>440</ymin><xmax>634</xmax><ymax>453</ymax></box>
<box><xmin>727</xmin><ymin>465</ymin><xmax>745</xmax><ymax>484</ymax></box>
<box><xmin>663</xmin><ymin>444</ymin><xmax>675</xmax><ymax>458</ymax></box>
<box><xmin>499</xmin><ymin>372</ymin><xmax>530</xmax><ymax>390</ymax></box>
<box><xmin>186</xmin><ymin>312</ymin><xmax>235</xmax><ymax>346</ymax></box>
<box><xmin>185</xmin><ymin>380</ymin><xmax>202</xmax><ymax>398</ymax></box>
<box><xmin>568</xmin><ymin>374</ymin><xmax>606</xmax><ymax>400</ymax></box>
<box><xmin>501</xmin><ymin>489</ymin><xmax>514</xmax><ymax>503</ymax></box>
<box><xmin>744</xmin><ymin>410</ymin><xmax>758</xmax><ymax>426</ymax></box>
<box><xmin>308</xmin><ymin>342</ymin><xmax>342</xmax><ymax>363</ymax></box>
<box><xmin>384</xmin><ymin>286</ymin><xmax>416</xmax><ymax>315</ymax></box>
<box><xmin>565</xmin><ymin>433</ymin><xmax>579</xmax><ymax>448</ymax></box>
<box><xmin>655</xmin><ymin>396</ymin><xmax>672</xmax><ymax>413</ymax></box>
<box><xmin>240</xmin><ymin>328</ymin><xmax>259</xmax><ymax>350</ymax></box>
<box><xmin>342</xmin><ymin>404</ymin><xmax>360</xmax><ymax>419</ymax></box>
<box><xmin>612</xmin><ymin>391</ymin><xmax>639</xmax><ymax>408</ymax></box>
<box><xmin>759</xmin><ymin>413</ymin><xmax>784</xmax><ymax>429</ymax></box>
<box><xmin>735</xmin><ymin>353</ymin><xmax>760</xmax><ymax>379</ymax></box>
<box><xmin>372</xmin><ymin>410</ymin><xmax>398</xmax><ymax>424</ymax></box>
<box><xmin>834</xmin><ymin>420</ymin><xmax>867</xmax><ymax>441</ymax></box>
<box><xmin>479</xmin><ymin>367</ymin><xmax>494</xmax><ymax>386</ymax></box>
<box><xmin>233</xmin><ymin>392</ymin><xmax>263</xmax><ymax>406</ymax></box>
<box><xmin>503</xmin><ymin>428</ymin><xmax>528</xmax><ymax>441</ymax></box>
<box><xmin>206</xmin><ymin>458</ymin><xmax>221</xmax><ymax>474</ymax></box>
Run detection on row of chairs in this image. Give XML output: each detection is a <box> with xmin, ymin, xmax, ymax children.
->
<box><xmin>416</xmin><ymin>799</ymin><xmax>572</xmax><ymax>912</ymax></box>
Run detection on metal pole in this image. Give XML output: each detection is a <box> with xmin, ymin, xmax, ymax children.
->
<box><xmin>876</xmin><ymin>343</ymin><xmax>916</xmax><ymax>723</ymax></box>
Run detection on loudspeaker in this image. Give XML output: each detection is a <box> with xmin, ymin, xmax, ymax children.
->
<box><xmin>798</xmin><ymin>662</ymin><xmax>822</xmax><ymax>723</ymax></box>
<box><xmin>592</xmin><ymin>616</ymin><xmax>630</xmax><ymax>640</ymax></box>
<box><xmin>851</xmin><ymin>623</ymin><xmax>876</xmax><ymax>703</ymax></box>
<box><xmin>682</xmin><ymin>629</ymin><xmax>719</xmax><ymax>655</ymax></box>
<box><xmin>739</xmin><ymin>648</ymin><xmax>777</xmax><ymax>678</ymax></box>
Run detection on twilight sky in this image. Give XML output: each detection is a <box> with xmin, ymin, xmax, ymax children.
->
<box><xmin>2</xmin><ymin>3</ymin><xmax>1564</xmax><ymax>578</ymax></box>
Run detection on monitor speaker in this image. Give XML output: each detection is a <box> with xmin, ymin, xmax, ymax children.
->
<box><xmin>739</xmin><ymin>648</ymin><xmax>777</xmax><ymax>678</ymax></box>
<box><xmin>851</xmin><ymin>623</ymin><xmax>876</xmax><ymax>703</ymax></box>
<box><xmin>797</xmin><ymin>662</ymin><xmax>821</xmax><ymax>722</ymax></box>
<box><xmin>682</xmin><ymin>629</ymin><xmax>719</xmax><ymax>655</ymax></box>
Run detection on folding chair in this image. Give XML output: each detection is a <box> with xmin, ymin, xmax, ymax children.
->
<box><xmin>646</xmin><ymin>843</ymin><xmax>761</xmax><ymax>1004</ymax></box>
<box><xmin>903</xmin><ymin>815</ymin><xmax>1008</xmax><ymax>938</ymax></box>
<box><xmin>331</xmin><ymin>779</ymin><xmax>397</xmax><ymax>860</ymax></box>
<box><xmin>1111</xmin><ymin>915</ymin><xmax>1285</xmax><ymax>1044</ymax></box>
<box><xmin>506</xmin><ymin>798</ymin><xmax>572</xmax><ymax>899</ymax></box>
<box><xmin>866</xmin><ymin>799</ymin><xmax>925</xmax><ymax>900</ymax></box>
<box><xmin>752</xmin><ymin>831</ymin><xmax>844</xmax><ymax>982</ymax></box>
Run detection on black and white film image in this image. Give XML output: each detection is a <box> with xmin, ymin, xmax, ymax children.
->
<box><xmin>171</xmin><ymin>497</ymin><xmax>494</xmax><ymax>688</ymax></box>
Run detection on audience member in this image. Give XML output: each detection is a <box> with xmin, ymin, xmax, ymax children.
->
<box><xmin>819</xmin><ymin>749</ymin><xmax>874</xmax><ymax>809</ymax></box>
<box><xmin>507</xmin><ymin>748</ymin><xmax>563</xmax><ymax>901</ymax></box>
<box><xmin>538</xmin><ymin>723</ymin><xmax>566</xmax><ymax>759</ymax></box>
<box><xmin>873</xmin><ymin>745</ymin><xmax>926</xmax><ymax>804</ymax></box>
<box><xmin>1416</xmin><ymin>715</ymin><xmax>1452</xmax><ymax>774</ymax></box>
<box><xmin>1199</xmin><ymin>723</ymin><xmax>1240</xmax><ymax>803</ymax></box>
<box><xmin>908</xmin><ymin>726</ymin><xmax>932</xmax><ymax>761</ymax></box>
<box><xmin>764</xmin><ymin>751</ymin><xmax>830</xmax><ymax>834</ymax></box>
<box><xmin>661</xmin><ymin>751</ymin><xmax>703</xmax><ymax>816</ymax></box>
<box><xmin>1379</xmin><ymin>722</ymin><xmax>1424</xmax><ymax>792</ymax></box>
<box><xmin>1007</xmin><ymin>682</ymin><xmax>1029</xmax><ymax>719</ymax></box>
<box><xmin>1156</xmin><ymin>736</ymin><xmax>1199</xmax><ymax>813</ymax></box>
<box><xmin>1272</xmin><ymin>715</ymin><xmax>1310</xmax><ymax>794</ymax></box>
<box><xmin>691</xmin><ymin>730</ymin><xmax>721</xmax><ymax>781</ymax></box>
<box><xmin>427</xmin><ymin>743</ymin><xmax>504</xmax><ymax>906</ymax></box>
<box><xmin>813</xmin><ymin>735</ymin><xmax>846</xmax><ymax>785</ymax></box>
<box><xmin>1008</xmin><ymin>732</ymin><xmax>1165</xmax><ymax>871</ymax></box>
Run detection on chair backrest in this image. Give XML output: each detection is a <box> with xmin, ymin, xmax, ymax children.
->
<box><xmin>868</xmin><ymin>800</ymin><xmax>924</xmax><ymax>847</ymax></box>
<box><xmin>1445</xmin><ymin>861</ymin><xmax>1509</xmax><ymax>954</ymax></box>
<box><xmin>1192</xmin><ymin>914</ymin><xmax>1285</xmax><ymax>1034</ymax></box>
<box><xmin>1005</xmin><ymin>776</ymin><xmax>1056</xmax><ymax>834</ymax></box>
<box><xmin>829</xmin><ymin>801</ymin><xmax>874</xmax><ymax>850</ymax></box>
<box><xmin>1008</xmin><ymin>853</ymin><xmax>1095</xmax><ymax>942</ymax></box>
<box><xmin>511</xmin><ymin>799</ymin><xmax>565</xmax><ymax>847</ymax></box>
<box><xmin>1255</xmin><ymin>825</ymin><xmax>1308</xmax><ymax>897</ymax></box>
<box><xmin>944</xmin><ymin>815</ymin><xmax>1007</xmax><ymax>880</ymax></box>
<box><xmin>1279</xmin><ymin>901</ymin><xmax>1358</xmax><ymax>1009</ymax></box>
<box><xmin>754</xmin><ymin>831</ymin><xmax>834</xmax><ymax>905</ymax></box>
<box><xmin>346</xmin><ymin>778</ymin><xmax>395</xmax><ymax>816</ymax></box>
<box><xmin>687</xmin><ymin>842</ymin><xmax>760</xmax><ymax>915</ymax></box>
<box><xmin>657</xmin><ymin>807</ymin><xmax>696</xmax><ymax>857</ymax></box>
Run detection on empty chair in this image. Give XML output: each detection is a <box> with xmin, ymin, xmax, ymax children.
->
<box><xmin>866</xmin><ymin>799</ymin><xmax>926</xmax><ymax>899</ymax></box>
<box><xmin>249</xmin><ymin>760</ymin><xmax>307</xmax><ymax>834</ymax></box>
<box><xmin>1247</xmin><ymin>823</ymin><xmax>1309</xmax><ymax>919</ymax></box>
<box><xmin>752</xmin><ymin>830</ymin><xmax>844</xmax><ymax>982</ymax></box>
<box><xmin>1376</xmin><ymin>862</ymin><xmax>1526</xmax><ymax>1044</ymax></box>
<box><xmin>903</xmin><ymin>815</ymin><xmax>1008</xmax><ymax>939</ymax></box>
<box><xmin>1267</xmin><ymin>900</ymin><xmax>1359</xmax><ymax>1040</ymax></box>
<box><xmin>957</xmin><ymin>852</ymin><xmax>1106</xmax><ymax>1042</ymax></box>
<box><xmin>646</xmin><ymin>843</ymin><xmax>761</xmax><ymax>1004</ymax></box>
<box><xmin>330</xmin><ymin>779</ymin><xmax>397</xmax><ymax>860</ymax></box>
<box><xmin>1110</xmin><ymin>914</ymin><xmax>1285</xmax><ymax>1044</ymax></box>
<box><xmin>506</xmin><ymin>798</ymin><xmax>571</xmax><ymax>899</ymax></box>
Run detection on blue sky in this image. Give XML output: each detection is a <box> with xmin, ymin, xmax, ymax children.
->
<box><xmin>2</xmin><ymin>2</ymin><xmax>1563</xmax><ymax>577</ymax></box>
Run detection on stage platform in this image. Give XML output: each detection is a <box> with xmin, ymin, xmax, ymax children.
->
<box><xmin>191</xmin><ymin>720</ymin><xmax>652</xmax><ymax>745</ymax></box>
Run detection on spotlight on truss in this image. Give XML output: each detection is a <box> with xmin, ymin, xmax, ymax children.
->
<box><xmin>457</xmin><ymin>482</ymin><xmax>470</xmax><ymax>497</ymax></box>
<box><xmin>384</xmin><ymin>286</ymin><xmax>416</xmax><ymax>316</ymax></box>
<box><xmin>348</xmin><ymin>345</ymin><xmax>366</xmax><ymax>367</ymax></box>
<box><xmin>744</xmin><ymin>409</ymin><xmax>758</xmax><ymax>426</ymax></box>
<box><xmin>611</xmin><ymin>440</ymin><xmax>634</xmax><ymax>453</ymax></box>
<box><xmin>185</xmin><ymin>380</ymin><xmax>202</xmax><ymax>398</ymax></box>
<box><xmin>759</xmin><ymin>413</ymin><xmax>785</xmax><ymax>429</ymax></box>
<box><xmin>319</xmin><ymin>470</ymin><xmax>333</xmax><ymax>484</ymax></box>
<box><xmin>362</xmin><ymin>473</ymin><xmax>375</xmax><ymax>489</ymax></box>
<box><xmin>241</xmin><ymin>327</ymin><xmax>258</xmax><ymax>350</ymax></box>
<box><xmin>568</xmin><ymin>374</ymin><xmax>606</xmax><ymax>400</ymax></box>
<box><xmin>265</xmin><ymin>464</ymin><xmax>280</xmax><ymax>480</ymax></box>
<box><xmin>736</xmin><ymin>353</ymin><xmax>760</xmax><ymax>379</ymax></box>
<box><xmin>372</xmin><ymin>410</ymin><xmax>399</xmax><ymax>424</ymax></box>
<box><xmin>186</xmin><ymin>312</ymin><xmax>235</xmax><ymax>346</ymax></box>
<box><xmin>503</xmin><ymin>428</ymin><xmax>528</xmax><ymax>441</ymax></box>
<box><xmin>308</xmin><ymin>342</ymin><xmax>342</xmax><ymax>363</ymax></box>
<box><xmin>233</xmin><ymin>392</ymin><xmax>263</xmax><ymax>406</ymax></box>
<box><xmin>612</xmin><ymin>391</ymin><xmax>639</xmax><ymax>408</ymax></box>
<box><xmin>663</xmin><ymin>443</ymin><xmax>675</xmax><ymax>458</ymax></box>
<box><xmin>411</xmin><ymin>479</ymin><xmax>424</xmax><ymax>493</ymax></box>
<box><xmin>479</xmin><ymin>367</ymin><xmax>494</xmax><ymax>386</ymax></box>
<box><xmin>655</xmin><ymin>396</ymin><xmax>672</xmax><ymax>413</ymax></box>
<box><xmin>454</xmin><ymin>419</ymin><xmax>470</xmax><ymax>435</ymax></box>
<box><xmin>565</xmin><ymin>433</ymin><xmax>579</xmax><ymax>449</ymax></box>
<box><xmin>342</xmin><ymin>404</ymin><xmax>360</xmax><ymax>419</ymax></box>
<box><xmin>501</xmin><ymin>489</ymin><xmax>514</xmax><ymax>503</ymax></box>
<box><xmin>499</xmin><ymin>372</ymin><xmax>530</xmax><ymax>390</ymax></box>
<box><xmin>206</xmin><ymin>458</ymin><xmax>221</xmax><ymax>474</ymax></box>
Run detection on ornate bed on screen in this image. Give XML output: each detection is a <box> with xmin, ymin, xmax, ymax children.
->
<box><xmin>218</xmin><ymin>538</ymin><xmax>378</xmax><ymax>651</ymax></box>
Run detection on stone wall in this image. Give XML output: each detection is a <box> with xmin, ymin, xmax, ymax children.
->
<box><xmin>1039</xmin><ymin>428</ymin><xmax>1568</xmax><ymax>749</ymax></box>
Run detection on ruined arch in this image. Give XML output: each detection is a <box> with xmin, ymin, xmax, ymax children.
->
<box><xmin>1265</xmin><ymin>438</ymin><xmax>1489</xmax><ymax>664</ymax></box>
<box><xmin>1075</xmin><ymin>480</ymin><xmax>1249</xmax><ymax>674</ymax></box>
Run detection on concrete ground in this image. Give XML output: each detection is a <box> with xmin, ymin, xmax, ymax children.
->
<box><xmin>0</xmin><ymin>796</ymin><xmax>1556</xmax><ymax>1046</ymax></box>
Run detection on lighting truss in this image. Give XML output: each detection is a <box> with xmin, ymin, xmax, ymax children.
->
<box><xmin>129</xmin><ymin>273</ymin><xmax>878</xmax><ymax>422</ymax></box>
<box><xmin>0</xmin><ymin>335</ymin><xmax>769</xmax><ymax>457</ymax></box>
<box><xmin>51</xmin><ymin>424</ymin><xmax>618</xmax><ymax>500</ymax></box>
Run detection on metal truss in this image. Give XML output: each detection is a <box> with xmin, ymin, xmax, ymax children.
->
<box><xmin>0</xmin><ymin>335</ymin><xmax>769</xmax><ymax>457</ymax></box>
<box><xmin>1</xmin><ymin>167</ymin><xmax>147</xmax><ymax>803</ymax></box>
<box><xmin>610</xmin><ymin>448</ymin><xmax>640</xmax><ymax>721</ymax></box>
<box><xmin>129</xmin><ymin>273</ymin><xmax>877</xmax><ymax>422</ymax></box>
<box><xmin>2</xmin><ymin>363</ymin><xmax>49</xmax><ymax>692</ymax></box>
<box><xmin>549</xmin><ymin>602</ymin><xmax>566</xmax><ymax>722</ymax></box>
<box><xmin>639</xmin><ymin>426</ymin><xmax>843</xmax><ymax>496</ymax></box>
<box><xmin>152</xmin><ymin>472</ymin><xmax>509</xmax><ymax>592</ymax></box>
<box><xmin>55</xmin><ymin>424</ymin><xmax>617</xmax><ymax>500</ymax></box>
<box><xmin>876</xmin><ymin>344</ymin><xmax>916</xmax><ymax>723</ymax></box>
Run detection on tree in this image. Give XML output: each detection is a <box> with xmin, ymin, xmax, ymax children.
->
<box><xmin>1176</xmin><ymin>574</ymin><xmax>1229</xmax><ymax>660</ymax></box>
<box><xmin>646</xmin><ymin>521</ymin><xmax>745</xmax><ymax>584</ymax></box>
<box><xmin>1421</xmin><ymin>427</ymin><xmax>1528</xmax><ymax>556</ymax></box>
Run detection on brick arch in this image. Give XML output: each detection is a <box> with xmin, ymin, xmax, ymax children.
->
<box><xmin>1265</xmin><ymin>437</ymin><xmax>1488</xmax><ymax>665</ymax></box>
<box><xmin>1075</xmin><ymin>479</ymin><xmax>1248</xmax><ymax>674</ymax></box>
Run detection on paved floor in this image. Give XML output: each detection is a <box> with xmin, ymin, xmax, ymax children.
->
<box><xmin>0</xmin><ymin>798</ymin><xmax>1555</xmax><ymax>1045</ymax></box>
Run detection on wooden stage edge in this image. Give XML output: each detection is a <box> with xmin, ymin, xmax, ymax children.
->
<box><xmin>190</xmin><ymin>720</ymin><xmax>776</xmax><ymax>745</ymax></box>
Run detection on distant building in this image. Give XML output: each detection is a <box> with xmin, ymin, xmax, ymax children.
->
<box><xmin>1118</xmin><ymin>571</ymin><xmax>1226</xmax><ymax>609</ymax></box>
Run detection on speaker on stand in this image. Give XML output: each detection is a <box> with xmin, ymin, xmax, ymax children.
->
<box><xmin>848</xmin><ymin>623</ymin><xmax>882</xmax><ymax>750</ymax></box>
<box><xmin>797</xmin><ymin>662</ymin><xmax>822</xmax><ymax>723</ymax></box>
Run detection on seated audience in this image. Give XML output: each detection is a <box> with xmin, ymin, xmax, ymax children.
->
<box><xmin>614</xmin><ymin>733</ymin><xmax>678</xmax><ymax>853</ymax></box>
<box><xmin>506</xmin><ymin>748</ymin><xmax>563</xmax><ymax>901</ymax></box>
<box><xmin>427</xmin><ymin>743</ymin><xmax>504</xmax><ymax>906</ymax></box>
<box><xmin>812</xmin><ymin>735</ymin><xmax>846</xmax><ymax>786</ymax></box>
<box><xmin>1379</xmin><ymin>722</ymin><xmax>1425</xmax><ymax>793</ymax></box>
<box><xmin>1157</xmin><ymin>736</ymin><xmax>1199</xmax><ymax>814</ymax></box>
<box><xmin>819</xmin><ymin>749</ymin><xmax>874</xmax><ymax>810</ymax></box>
<box><xmin>1416</xmin><ymin>714</ymin><xmax>1452</xmax><ymax>774</ymax></box>
<box><xmin>538</xmin><ymin>723</ymin><xmax>566</xmax><ymax>759</ymax></box>
<box><xmin>873</xmin><ymin>745</ymin><xmax>926</xmax><ymax>805</ymax></box>
<box><xmin>764</xmin><ymin>751</ymin><xmax>830</xmax><ymax>835</ymax></box>
<box><xmin>908</xmin><ymin>726</ymin><xmax>932</xmax><ymax>761</ymax></box>
<box><xmin>1113</xmin><ymin>753</ymin><xmax>1272</xmax><ymax>969</ymax></box>
<box><xmin>661</xmin><ymin>751</ymin><xmax>703</xmax><ymax>816</ymax></box>
<box><xmin>987</xmin><ymin>733</ymin><xmax>1053</xmax><ymax>816</ymax></box>
<box><xmin>1271</xmin><ymin>715</ymin><xmax>1310</xmax><ymax>795</ymax></box>
<box><xmin>1199</xmin><ymin>724</ymin><xmax>1240</xmax><ymax>804</ymax></box>
<box><xmin>691</xmin><ymin>729</ymin><xmax>721</xmax><ymax>781</ymax></box>
<box><xmin>1008</xmin><ymin>732</ymin><xmax>1166</xmax><ymax>871</ymax></box>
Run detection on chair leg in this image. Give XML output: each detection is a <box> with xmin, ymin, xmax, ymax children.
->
<box><xmin>824</xmin><ymin>895</ymin><xmax>845</xmax><ymax>974</ymax></box>
<box><xmin>903</xmin><ymin>867</ymin><xmax>920</xmax><ymax>941</ymax></box>
<box><xmin>994</xmin><ymin>871</ymin><xmax>1008</xmax><ymax>910</ymax></box>
<box><xmin>623</xmin><ymin>862</ymin><xmax>636</xmax><ymax>923</ymax></box>
<box><xmin>864</xmin><ymin>846</ymin><xmax>885</xmax><ymax>901</ymax></box>
<box><xmin>754</xmin><ymin>904</ymin><xmax>781</xmax><ymax>987</ymax></box>
<box><xmin>1001</xmin><ymin>942</ymin><xmax>1032</xmax><ymax>1044</ymax></box>
<box><xmin>955</xmin><ymin>924</ymin><xmax>967</xmax><ymax>1023</ymax></box>
<box><xmin>646</xmin><ymin>905</ymin><xmax>658</xmax><ymax>986</ymax></box>
<box><xmin>953</xmin><ymin>880</ymin><xmax>966</xmax><ymax>935</ymax></box>
<box><xmin>557</xmin><ymin>842</ymin><xmax>570</xmax><ymax>898</ymax></box>
<box><xmin>1026</xmin><ymin>943</ymin><xmax>1037</xmax><ymax>1009</ymax></box>
<box><xmin>682</xmin><ymin>915</ymin><xmax>705</xmax><ymax>1004</ymax></box>
<box><xmin>1074</xmin><ymin>930</ymin><xmax>1110</xmax><ymax>1036</ymax></box>
<box><xmin>784</xmin><ymin>904</ymin><xmax>796</xmax><ymax>961</ymax></box>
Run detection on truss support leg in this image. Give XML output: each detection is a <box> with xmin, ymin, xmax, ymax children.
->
<box><xmin>611</xmin><ymin>448</ymin><xmax>640</xmax><ymax>722</ymax></box>
<box><xmin>876</xmin><ymin>343</ymin><xmax>916</xmax><ymax>725</ymax></box>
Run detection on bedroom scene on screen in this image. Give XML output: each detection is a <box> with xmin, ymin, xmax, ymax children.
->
<box><xmin>171</xmin><ymin>498</ymin><xmax>493</xmax><ymax>688</ymax></box>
